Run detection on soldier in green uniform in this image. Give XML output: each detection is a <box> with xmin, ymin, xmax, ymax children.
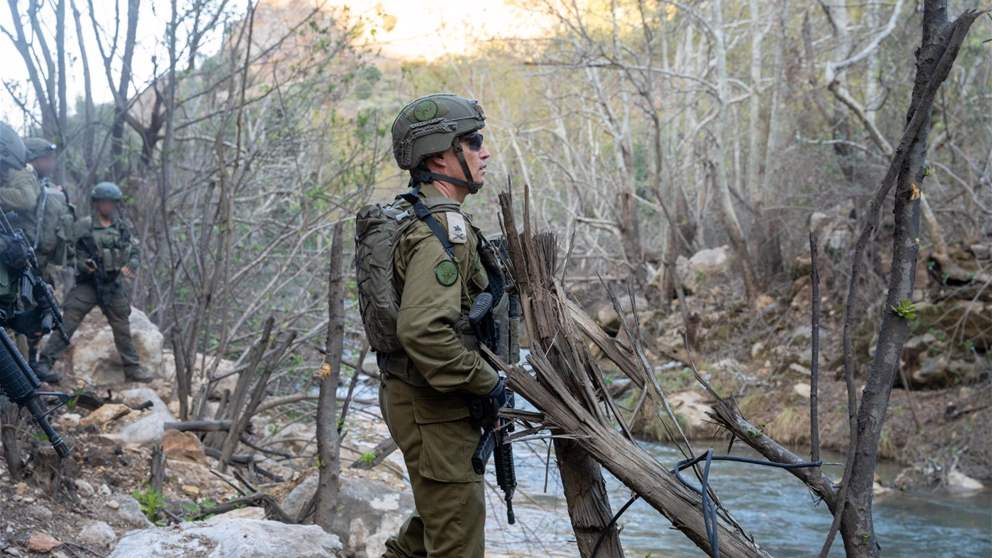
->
<box><xmin>21</xmin><ymin>138</ymin><xmax>75</xmax><ymax>272</ymax></box>
<box><xmin>35</xmin><ymin>182</ymin><xmax>150</xmax><ymax>383</ymax></box>
<box><xmin>17</xmin><ymin>138</ymin><xmax>76</xmax><ymax>373</ymax></box>
<box><xmin>0</xmin><ymin>123</ymin><xmax>32</xmax><ymax>315</ymax></box>
<box><xmin>357</xmin><ymin>94</ymin><xmax>507</xmax><ymax>558</ymax></box>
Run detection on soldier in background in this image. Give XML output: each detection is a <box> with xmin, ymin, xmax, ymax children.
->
<box><xmin>18</xmin><ymin>138</ymin><xmax>76</xmax><ymax>374</ymax></box>
<box><xmin>35</xmin><ymin>182</ymin><xmax>149</xmax><ymax>383</ymax></box>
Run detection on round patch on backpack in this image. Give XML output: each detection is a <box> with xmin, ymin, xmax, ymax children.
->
<box><xmin>414</xmin><ymin>100</ymin><xmax>438</xmax><ymax>121</ymax></box>
<box><xmin>434</xmin><ymin>260</ymin><xmax>458</xmax><ymax>286</ymax></box>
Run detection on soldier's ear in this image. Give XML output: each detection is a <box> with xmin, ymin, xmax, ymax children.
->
<box><xmin>425</xmin><ymin>151</ymin><xmax>450</xmax><ymax>173</ymax></box>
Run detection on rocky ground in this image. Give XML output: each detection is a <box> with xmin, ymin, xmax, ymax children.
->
<box><xmin>586</xmin><ymin>240</ymin><xmax>991</xmax><ymax>492</ymax></box>
<box><xmin>0</xmin><ymin>238</ymin><xmax>987</xmax><ymax>557</ymax></box>
<box><xmin>0</xmin><ymin>308</ymin><xmax>414</xmax><ymax>558</ymax></box>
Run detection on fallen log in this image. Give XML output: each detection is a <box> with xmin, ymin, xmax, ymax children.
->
<box><xmin>164</xmin><ymin>420</ymin><xmax>232</xmax><ymax>432</ymax></box>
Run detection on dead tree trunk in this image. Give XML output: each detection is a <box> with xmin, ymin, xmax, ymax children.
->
<box><xmin>836</xmin><ymin>5</ymin><xmax>982</xmax><ymax>557</ymax></box>
<box><xmin>693</xmin><ymin>5</ymin><xmax>983</xmax><ymax>558</ymax></box>
<box><xmin>500</xmin><ymin>189</ymin><xmax>624</xmax><ymax>558</ymax></box>
<box><xmin>498</xmin><ymin>188</ymin><xmax>769</xmax><ymax>558</ymax></box>
<box><xmin>314</xmin><ymin>221</ymin><xmax>345</xmax><ymax>531</ymax></box>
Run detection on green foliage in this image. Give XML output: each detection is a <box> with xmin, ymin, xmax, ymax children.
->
<box><xmin>132</xmin><ymin>486</ymin><xmax>166</xmax><ymax>521</ymax></box>
<box><xmin>891</xmin><ymin>299</ymin><xmax>918</xmax><ymax>321</ymax></box>
<box><xmin>359</xmin><ymin>451</ymin><xmax>377</xmax><ymax>464</ymax></box>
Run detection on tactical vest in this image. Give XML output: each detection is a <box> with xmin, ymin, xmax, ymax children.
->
<box><xmin>35</xmin><ymin>187</ymin><xmax>74</xmax><ymax>269</ymax></box>
<box><xmin>0</xmin><ymin>170</ymin><xmax>27</xmax><ymax>307</ymax></box>
<box><xmin>76</xmin><ymin>217</ymin><xmax>132</xmax><ymax>277</ymax></box>
<box><xmin>355</xmin><ymin>195</ymin><xmax>461</xmax><ymax>354</ymax></box>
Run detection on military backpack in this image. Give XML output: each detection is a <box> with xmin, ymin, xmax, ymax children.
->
<box><xmin>354</xmin><ymin>194</ymin><xmax>460</xmax><ymax>354</ymax></box>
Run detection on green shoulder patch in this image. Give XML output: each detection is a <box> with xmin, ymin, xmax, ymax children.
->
<box><xmin>434</xmin><ymin>259</ymin><xmax>459</xmax><ymax>286</ymax></box>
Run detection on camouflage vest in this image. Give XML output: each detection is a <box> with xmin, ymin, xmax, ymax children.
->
<box><xmin>76</xmin><ymin>216</ymin><xmax>133</xmax><ymax>275</ymax></box>
<box><xmin>34</xmin><ymin>186</ymin><xmax>75</xmax><ymax>269</ymax></box>
<box><xmin>354</xmin><ymin>194</ymin><xmax>460</xmax><ymax>354</ymax></box>
<box><xmin>0</xmin><ymin>170</ymin><xmax>25</xmax><ymax>307</ymax></box>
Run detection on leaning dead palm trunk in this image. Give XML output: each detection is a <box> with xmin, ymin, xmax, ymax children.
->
<box><xmin>497</xmin><ymin>188</ymin><xmax>770</xmax><ymax>558</ymax></box>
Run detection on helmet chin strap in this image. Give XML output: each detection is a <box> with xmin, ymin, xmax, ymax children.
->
<box><xmin>410</xmin><ymin>136</ymin><xmax>484</xmax><ymax>194</ymax></box>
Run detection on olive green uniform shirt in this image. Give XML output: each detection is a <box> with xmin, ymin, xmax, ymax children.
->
<box><xmin>0</xmin><ymin>167</ymin><xmax>42</xmax><ymax>214</ymax></box>
<box><xmin>393</xmin><ymin>184</ymin><xmax>498</xmax><ymax>396</ymax></box>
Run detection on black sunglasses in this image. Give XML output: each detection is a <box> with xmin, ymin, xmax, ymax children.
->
<box><xmin>461</xmin><ymin>132</ymin><xmax>484</xmax><ymax>152</ymax></box>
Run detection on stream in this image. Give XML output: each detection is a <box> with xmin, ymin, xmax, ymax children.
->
<box><xmin>342</xmin><ymin>357</ymin><xmax>991</xmax><ymax>557</ymax></box>
<box><xmin>485</xmin><ymin>438</ymin><xmax>992</xmax><ymax>557</ymax></box>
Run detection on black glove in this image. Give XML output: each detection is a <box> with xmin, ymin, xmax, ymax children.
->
<box><xmin>478</xmin><ymin>376</ymin><xmax>508</xmax><ymax>428</ymax></box>
<box><xmin>488</xmin><ymin>376</ymin><xmax>508</xmax><ymax>409</ymax></box>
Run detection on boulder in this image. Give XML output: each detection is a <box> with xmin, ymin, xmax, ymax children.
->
<box><xmin>26</xmin><ymin>532</ymin><xmax>60</xmax><ymax>553</ymax></box>
<box><xmin>281</xmin><ymin>473</ymin><xmax>413</xmax><ymax>558</ymax></box>
<box><xmin>77</xmin><ymin>521</ymin><xmax>116</xmax><ymax>548</ymax></box>
<box><xmin>111</xmin><ymin>495</ymin><xmax>153</xmax><ymax>529</ymax></box>
<box><xmin>113</xmin><ymin>388</ymin><xmax>175</xmax><ymax>445</ymax></box>
<box><xmin>164</xmin><ymin>459</ymin><xmax>238</xmax><ymax>501</ymax></box>
<box><xmin>107</xmin><ymin>519</ymin><xmax>343</xmax><ymax>558</ymax></box>
<box><xmin>917</xmin><ymin>300</ymin><xmax>992</xmax><ymax>350</ymax></box>
<box><xmin>207</xmin><ymin>507</ymin><xmax>266</xmax><ymax>522</ymax></box>
<box><xmin>676</xmin><ymin>246</ymin><xmax>733</xmax><ymax>295</ymax></box>
<box><xmin>793</xmin><ymin>383</ymin><xmax>811</xmax><ymax>399</ymax></box>
<box><xmin>69</xmin><ymin>307</ymin><xmax>164</xmax><ymax>385</ymax></box>
<box><xmin>913</xmin><ymin>355</ymin><xmax>979</xmax><ymax>388</ymax></box>
<box><xmin>946</xmin><ymin>468</ymin><xmax>984</xmax><ymax>494</ymax></box>
<box><xmin>667</xmin><ymin>391</ymin><xmax>712</xmax><ymax>439</ymax></box>
<box><xmin>161</xmin><ymin>430</ymin><xmax>207</xmax><ymax>463</ymax></box>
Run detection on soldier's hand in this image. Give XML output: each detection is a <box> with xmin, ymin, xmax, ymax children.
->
<box><xmin>480</xmin><ymin>377</ymin><xmax>509</xmax><ymax>427</ymax></box>
<box><xmin>84</xmin><ymin>259</ymin><xmax>97</xmax><ymax>272</ymax></box>
<box><xmin>121</xmin><ymin>266</ymin><xmax>134</xmax><ymax>279</ymax></box>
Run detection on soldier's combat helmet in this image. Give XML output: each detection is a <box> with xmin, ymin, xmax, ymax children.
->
<box><xmin>391</xmin><ymin>93</ymin><xmax>486</xmax><ymax>193</ymax></box>
<box><xmin>91</xmin><ymin>181</ymin><xmax>123</xmax><ymax>201</ymax></box>
<box><xmin>24</xmin><ymin>137</ymin><xmax>57</xmax><ymax>162</ymax></box>
<box><xmin>0</xmin><ymin>122</ymin><xmax>26</xmax><ymax>171</ymax></box>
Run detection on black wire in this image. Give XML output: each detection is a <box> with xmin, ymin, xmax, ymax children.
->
<box><xmin>588</xmin><ymin>450</ymin><xmax>821</xmax><ymax>558</ymax></box>
<box><xmin>673</xmin><ymin>450</ymin><xmax>822</xmax><ymax>557</ymax></box>
<box><xmin>590</xmin><ymin>493</ymin><xmax>640</xmax><ymax>558</ymax></box>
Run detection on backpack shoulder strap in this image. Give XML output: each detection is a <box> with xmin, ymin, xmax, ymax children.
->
<box><xmin>398</xmin><ymin>191</ymin><xmax>455</xmax><ymax>260</ymax></box>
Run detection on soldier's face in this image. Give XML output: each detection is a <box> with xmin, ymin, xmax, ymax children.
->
<box><xmin>94</xmin><ymin>200</ymin><xmax>115</xmax><ymax>217</ymax></box>
<box><xmin>459</xmin><ymin>132</ymin><xmax>490</xmax><ymax>184</ymax></box>
<box><xmin>31</xmin><ymin>155</ymin><xmax>56</xmax><ymax>177</ymax></box>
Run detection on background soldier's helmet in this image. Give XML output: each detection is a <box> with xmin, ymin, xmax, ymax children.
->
<box><xmin>24</xmin><ymin>137</ymin><xmax>57</xmax><ymax>162</ymax></box>
<box><xmin>91</xmin><ymin>182</ymin><xmax>123</xmax><ymax>201</ymax></box>
<box><xmin>391</xmin><ymin>93</ymin><xmax>485</xmax><ymax>170</ymax></box>
<box><xmin>0</xmin><ymin>122</ymin><xmax>26</xmax><ymax>171</ymax></box>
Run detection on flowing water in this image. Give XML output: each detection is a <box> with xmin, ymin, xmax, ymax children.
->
<box><xmin>342</xmin><ymin>356</ymin><xmax>991</xmax><ymax>557</ymax></box>
<box><xmin>485</xmin><ymin>437</ymin><xmax>992</xmax><ymax>557</ymax></box>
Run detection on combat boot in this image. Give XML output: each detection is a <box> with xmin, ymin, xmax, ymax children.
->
<box><xmin>124</xmin><ymin>365</ymin><xmax>153</xmax><ymax>383</ymax></box>
<box><xmin>32</xmin><ymin>360</ymin><xmax>62</xmax><ymax>384</ymax></box>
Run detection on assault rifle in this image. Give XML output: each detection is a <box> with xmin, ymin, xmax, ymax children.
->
<box><xmin>76</xmin><ymin>236</ymin><xmax>117</xmax><ymax>306</ymax></box>
<box><xmin>467</xmin><ymin>292</ymin><xmax>517</xmax><ymax>525</ymax></box>
<box><xmin>0</xmin><ymin>209</ymin><xmax>69</xmax><ymax>343</ymax></box>
<box><xmin>0</xmin><ymin>210</ymin><xmax>71</xmax><ymax>457</ymax></box>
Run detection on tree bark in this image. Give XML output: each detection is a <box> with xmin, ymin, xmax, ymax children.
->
<box><xmin>831</xmin><ymin>6</ymin><xmax>982</xmax><ymax>556</ymax></box>
<box><xmin>314</xmin><ymin>221</ymin><xmax>345</xmax><ymax>531</ymax></box>
<box><xmin>711</xmin><ymin>0</ymin><xmax>759</xmax><ymax>301</ymax></box>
